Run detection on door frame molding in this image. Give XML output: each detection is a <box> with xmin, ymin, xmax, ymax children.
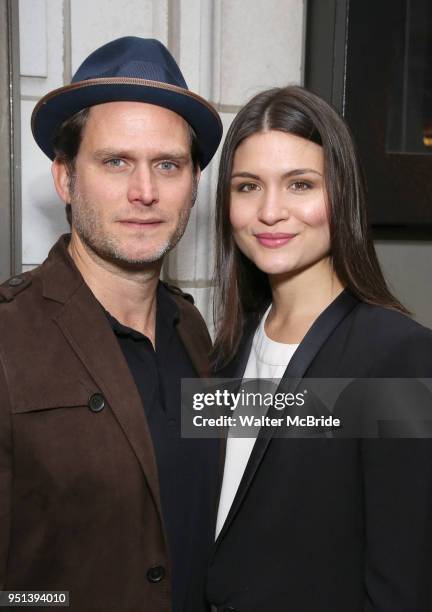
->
<box><xmin>0</xmin><ymin>0</ymin><xmax>21</xmax><ymax>281</ymax></box>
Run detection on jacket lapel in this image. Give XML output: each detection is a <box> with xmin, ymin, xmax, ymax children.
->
<box><xmin>54</xmin><ymin>286</ymin><xmax>163</xmax><ymax>516</ymax></box>
<box><xmin>42</xmin><ymin>236</ymin><xmax>164</xmax><ymax>522</ymax></box>
<box><xmin>214</xmin><ymin>289</ymin><xmax>360</xmax><ymax>547</ymax></box>
<box><xmin>174</xmin><ymin>299</ymin><xmax>212</xmax><ymax>378</ymax></box>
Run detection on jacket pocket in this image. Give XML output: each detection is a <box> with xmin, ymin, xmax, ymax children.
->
<box><xmin>10</xmin><ymin>379</ymin><xmax>98</xmax><ymax>414</ymax></box>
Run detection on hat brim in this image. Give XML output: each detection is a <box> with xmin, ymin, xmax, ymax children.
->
<box><xmin>31</xmin><ymin>78</ymin><xmax>223</xmax><ymax>169</ymax></box>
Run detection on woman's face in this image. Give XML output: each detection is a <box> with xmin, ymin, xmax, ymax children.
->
<box><xmin>229</xmin><ymin>130</ymin><xmax>330</xmax><ymax>277</ymax></box>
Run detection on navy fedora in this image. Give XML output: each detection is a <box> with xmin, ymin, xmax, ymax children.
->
<box><xmin>31</xmin><ymin>36</ymin><xmax>222</xmax><ymax>169</ymax></box>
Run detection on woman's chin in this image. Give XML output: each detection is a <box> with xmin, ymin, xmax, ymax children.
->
<box><xmin>250</xmin><ymin>255</ymin><xmax>298</xmax><ymax>276</ymax></box>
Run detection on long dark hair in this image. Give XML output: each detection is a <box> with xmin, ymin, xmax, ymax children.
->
<box><xmin>213</xmin><ymin>86</ymin><xmax>408</xmax><ymax>367</ymax></box>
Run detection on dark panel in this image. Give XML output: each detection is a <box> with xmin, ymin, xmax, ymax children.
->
<box><xmin>305</xmin><ymin>0</ymin><xmax>432</xmax><ymax>235</ymax></box>
<box><xmin>345</xmin><ymin>0</ymin><xmax>432</xmax><ymax>227</ymax></box>
<box><xmin>304</xmin><ymin>0</ymin><xmax>349</xmax><ymax>112</ymax></box>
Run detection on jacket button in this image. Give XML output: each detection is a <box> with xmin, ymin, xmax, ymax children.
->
<box><xmin>146</xmin><ymin>565</ymin><xmax>165</xmax><ymax>583</ymax></box>
<box><xmin>8</xmin><ymin>276</ymin><xmax>24</xmax><ymax>287</ymax></box>
<box><xmin>88</xmin><ymin>393</ymin><xmax>105</xmax><ymax>412</ymax></box>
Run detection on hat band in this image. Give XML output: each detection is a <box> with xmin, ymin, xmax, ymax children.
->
<box><xmin>32</xmin><ymin>77</ymin><xmax>220</xmax><ymax>123</ymax></box>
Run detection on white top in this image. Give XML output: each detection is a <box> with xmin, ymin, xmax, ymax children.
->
<box><xmin>215</xmin><ymin>305</ymin><xmax>299</xmax><ymax>538</ymax></box>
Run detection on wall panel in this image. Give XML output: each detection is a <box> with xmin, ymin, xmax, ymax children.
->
<box><xmin>18</xmin><ymin>0</ymin><xmax>306</xmax><ymax>327</ymax></box>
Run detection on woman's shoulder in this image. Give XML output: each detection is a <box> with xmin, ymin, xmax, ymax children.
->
<box><xmin>349</xmin><ymin>302</ymin><xmax>432</xmax><ymax>376</ymax></box>
<box><xmin>352</xmin><ymin>301</ymin><xmax>432</xmax><ymax>340</ymax></box>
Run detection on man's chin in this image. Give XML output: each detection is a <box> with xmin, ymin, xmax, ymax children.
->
<box><xmin>101</xmin><ymin>249</ymin><xmax>166</xmax><ymax>267</ymax></box>
<box><xmin>94</xmin><ymin>243</ymin><xmax>172</xmax><ymax>268</ymax></box>
<box><xmin>75</xmin><ymin>229</ymin><xmax>178</xmax><ymax>269</ymax></box>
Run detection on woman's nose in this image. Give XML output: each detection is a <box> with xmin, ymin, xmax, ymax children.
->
<box><xmin>257</xmin><ymin>188</ymin><xmax>289</xmax><ymax>225</ymax></box>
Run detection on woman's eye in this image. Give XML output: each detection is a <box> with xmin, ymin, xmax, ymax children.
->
<box><xmin>291</xmin><ymin>181</ymin><xmax>311</xmax><ymax>192</ymax></box>
<box><xmin>238</xmin><ymin>183</ymin><xmax>259</xmax><ymax>193</ymax></box>
<box><xmin>104</xmin><ymin>158</ymin><xmax>125</xmax><ymax>168</ymax></box>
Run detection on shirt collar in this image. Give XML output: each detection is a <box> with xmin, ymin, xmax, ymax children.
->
<box><xmin>105</xmin><ymin>281</ymin><xmax>180</xmax><ymax>342</ymax></box>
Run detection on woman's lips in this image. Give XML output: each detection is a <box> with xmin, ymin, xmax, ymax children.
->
<box><xmin>255</xmin><ymin>233</ymin><xmax>297</xmax><ymax>248</ymax></box>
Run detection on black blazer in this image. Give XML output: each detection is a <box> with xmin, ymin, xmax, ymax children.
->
<box><xmin>207</xmin><ymin>290</ymin><xmax>432</xmax><ymax>612</ymax></box>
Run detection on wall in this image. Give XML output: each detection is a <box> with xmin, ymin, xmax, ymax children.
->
<box><xmin>19</xmin><ymin>0</ymin><xmax>305</xmax><ymax>334</ymax></box>
<box><xmin>18</xmin><ymin>0</ymin><xmax>432</xmax><ymax>331</ymax></box>
<box><xmin>19</xmin><ymin>0</ymin><xmax>171</xmax><ymax>269</ymax></box>
<box><xmin>375</xmin><ymin>241</ymin><xmax>432</xmax><ymax>326</ymax></box>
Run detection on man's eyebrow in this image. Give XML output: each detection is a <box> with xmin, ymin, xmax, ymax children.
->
<box><xmin>231</xmin><ymin>168</ymin><xmax>323</xmax><ymax>180</ymax></box>
<box><xmin>93</xmin><ymin>149</ymin><xmax>131</xmax><ymax>160</ymax></box>
<box><xmin>93</xmin><ymin>148</ymin><xmax>191</xmax><ymax>161</ymax></box>
<box><xmin>152</xmin><ymin>152</ymin><xmax>191</xmax><ymax>162</ymax></box>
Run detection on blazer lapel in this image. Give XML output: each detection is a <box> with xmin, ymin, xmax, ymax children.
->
<box><xmin>214</xmin><ymin>289</ymin><xmax>360</xmax><ymax>547</ymax></box>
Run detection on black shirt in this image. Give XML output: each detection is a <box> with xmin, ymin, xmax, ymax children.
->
<box><xmin>106</xmin><ymin>283</ymin><xmax>218</xmax><ymax>612</ymax></box>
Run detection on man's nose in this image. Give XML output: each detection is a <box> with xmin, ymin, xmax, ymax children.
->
<box><xmin>127</xmin><ymin>165</ymin><xmax>158</xmax><ymax>206</ymax></box>
<box><xmin>257</xmin><ymin>187</ymin><xmax>289</xmax><ymax>225</ymax></box>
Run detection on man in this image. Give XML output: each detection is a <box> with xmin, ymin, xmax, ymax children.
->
<box><xmin>0</xmin><ymin>37</ymin><xmax>222</xmax><ymax>611</ymax></box>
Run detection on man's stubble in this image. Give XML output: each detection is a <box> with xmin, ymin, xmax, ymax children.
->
<box><xmin>69</xmin><ymin>177</ymin><xmax>198</xmax><ymax>267</ymax></box>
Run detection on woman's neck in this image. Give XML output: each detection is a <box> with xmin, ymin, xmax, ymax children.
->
<box><xmin>265</xmin><ymin>257</ymin><xmax>344</xmax><ymax>344</ymax></box>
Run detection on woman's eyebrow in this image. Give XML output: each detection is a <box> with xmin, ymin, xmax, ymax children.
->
<box><xmin>283</xmin><ymin>168</ymin><xmax>323</xmax><ymax>177</ymax></box>
<box><xmin>231</xmin><ymin>171</ymin><xmax>260</xmax><ymax>180</ymax></box>
<box><xmin>231</xmin><ymin>168</ymin><xmax>323</xmax><ymax>180</ymax></box>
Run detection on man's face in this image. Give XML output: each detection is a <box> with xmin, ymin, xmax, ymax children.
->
<box><xmin>54</xmin><ymin>101</ymin><xmax>198</xmax><ymax>266</ymax></box>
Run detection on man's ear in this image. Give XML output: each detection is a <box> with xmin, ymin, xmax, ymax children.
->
<box><xmin>52</xmin><ymin>159</ymin><xmax>72</xmax><ymax>203</ymax></box>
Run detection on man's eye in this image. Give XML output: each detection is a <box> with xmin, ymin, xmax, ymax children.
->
<box><xmin>104</xmin><ymin>158</ymin><xmax>125</xmax><ymax>168</ymax></box>
<box><xmin>158</xmin><ymin>161</ymin><xmax>178</xmax><ymax>171</ymax></box>
<box><xmin>291</xmin><ymin>181</ymin><xmax>311</xmax><ymax>192</ymax></box>
<box><xmin>238</xmin><ymin>183</ymin><xmax>259</xmax><ymax>193</ymax></box>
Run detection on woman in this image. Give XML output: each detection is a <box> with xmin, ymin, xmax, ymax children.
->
<box><xmin>207</xmin><ymin>86</ymin><xmax>432</xmax><ymax>611</ymax></box>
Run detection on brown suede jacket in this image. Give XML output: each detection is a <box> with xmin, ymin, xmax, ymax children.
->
<box><xmin>0</xmin><ymin>235</ymin><xmax>212</xmax><ymax>611</ymax></box>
